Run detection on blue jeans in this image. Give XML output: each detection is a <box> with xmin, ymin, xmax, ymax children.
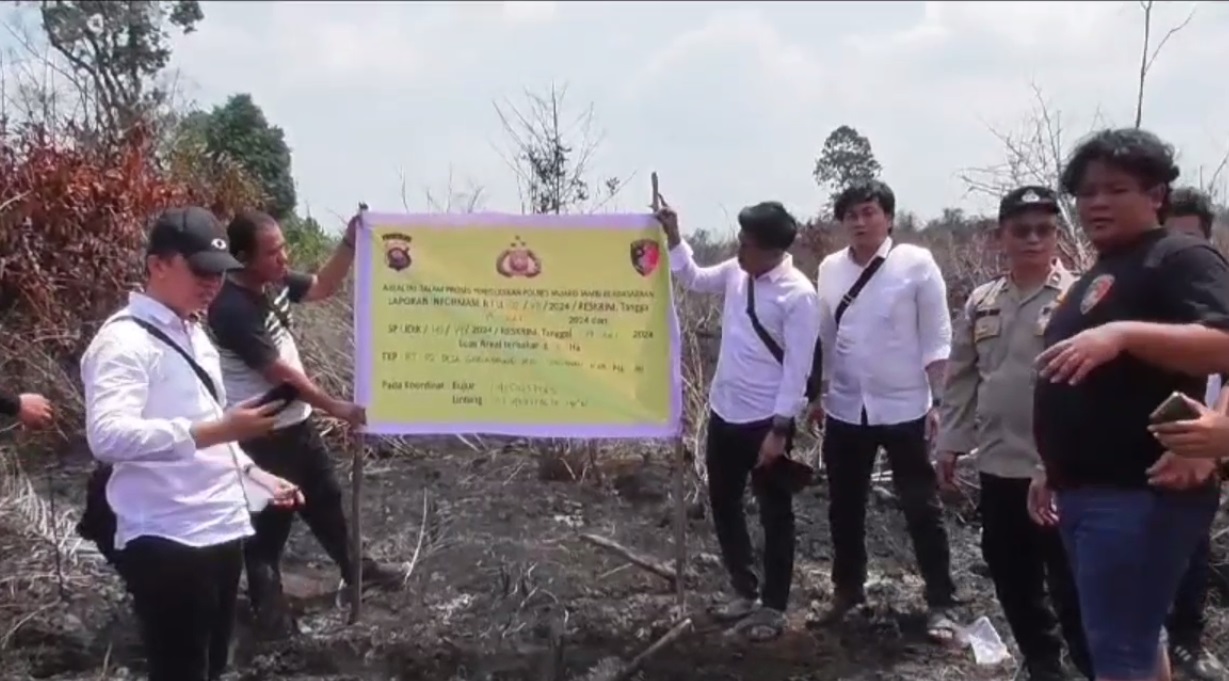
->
<box><xmin>1057</xmin><ymin>487</ymin><xmax>1216</xmax><ymax>680</ymax></box>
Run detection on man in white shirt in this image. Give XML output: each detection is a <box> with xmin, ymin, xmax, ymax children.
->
<box><xmin>660</xmin><ymin>199</ymin><xmax>821</xmax><ymax>642</ymax></box>
<box><xmin>81</xmin><ymin>207</ymin><xmax>301</xmax><ymax>681</ymax></box>
<box><xmin>811</xmin><ymin>180</ymin><xmax>958</xmax><ymax>637</ymax></box>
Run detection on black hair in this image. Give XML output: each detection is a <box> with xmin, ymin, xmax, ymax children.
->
<box><xmin>737</xmin><ymin>201</ymin><xmax>798</xmax><ymax>251</ymax></box>
<box><xmin>227</xmin><ymin>209</ymin><xmax>278</xmax><ymax>261</ymax></box>
<box><xmin>1168</xmin><ymin>186</ymin><xmax>1215</xmax><ymax>237</ymax></box>
<box><xmin>833</xmin><ymin>179</ymin><xmax>896</xmax><ymax>222</ymax></box>
<box><xmin>1058</xmin><ymin>128</ymin><xmax>1180</xmax><ymax>217</ymax></box>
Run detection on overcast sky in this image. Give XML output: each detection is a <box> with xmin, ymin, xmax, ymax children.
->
<box><xmin>13</xmin><ymin>1</ymin><xmax>1229</xmax><ymax>236</ymax></box>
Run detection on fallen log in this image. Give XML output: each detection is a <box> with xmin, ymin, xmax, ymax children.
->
<box><xmin>578</xmin><ymin>533</ymin><xmax>678</xmax><ymax>585</ymax></box>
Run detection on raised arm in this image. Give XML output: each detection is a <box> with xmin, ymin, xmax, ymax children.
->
<box><xmin>936</xmin><ymin>292</ymin><xmax>979</xmax><ymax>454</ymax></box>
<box><xmin>668</xmin><ymin>240</ymin><xmax>737</xmax><ymax>295</ymax></box>
<box><xmin>297</xmin><ymin>215</ymin><xmax>359</xmax><ymax>303</ymax></box>
<box><xmin>657</xmin><ymin>201</ymin><xmax>735</xmax><ymax>295</ymax></box>
<box><xmin>916</xmin><ymin>252</ymin><xmax>953</xmax><ymax>393</ymax></box>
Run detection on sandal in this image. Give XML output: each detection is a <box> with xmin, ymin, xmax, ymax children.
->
<box><xmin>926</xmin><ymin>608</ymin><xmax>960</xmax><ymax>644</ymax></box>
<box><xmin>709</xmin><ymin>595</ymin><xmax>757</xmax><ymax>623</ymax></box>
<box><xmin>726</xmin><ymin>606</ymin><xmax>786</xmax><ymax>643</ymax></box>
<box><xmin>806</xmin><ymin>590</ymin><xmax>866</xmax><ymax>629</ymax></box>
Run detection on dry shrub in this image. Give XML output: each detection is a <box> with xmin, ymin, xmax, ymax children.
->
<box><xmin>0</xmin><ymin>120</ymin><xmax>261</xmax><ymax>449</ymax></box>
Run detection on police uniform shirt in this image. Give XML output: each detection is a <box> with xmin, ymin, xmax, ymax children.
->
<box><xmin>1034</xmin><ymin>229</ymin><xmax>1229</xmax><ymax>490</ymax></box>
<box><xmin>938</xmin><ymin>264</ymin><xmax>1075</xmax><ymax>479</ymax></box>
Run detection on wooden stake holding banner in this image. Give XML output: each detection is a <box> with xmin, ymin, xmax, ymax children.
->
<box><xmin>349</xmin><ymin>201</ymin><xmax>369</xmax><ymax>625</ymax></box>
<box><xmin>348</xmin><ymin>433</ymin><xmax>364</xmax><ymax>624</ymax></box>
<box><xmin>652</xmin><ymin>171</ymin><xmax>688</xmax><ymax>611</ymax></box>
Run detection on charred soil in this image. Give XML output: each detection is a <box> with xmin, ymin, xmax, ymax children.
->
<box><xmin>3</xmin><ymin>444</ymin><xmax>1227</xmax><ymax>681</ymax></box>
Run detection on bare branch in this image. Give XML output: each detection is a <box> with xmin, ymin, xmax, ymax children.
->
<box><xmin>1134</xmin><ymin>1</ymin><xmax>1196</xmax><ymax>128</ymax></box>
<box><xmin>491</xmin><ymin>82</ymin><xmax>617</xmax><ymax>215</ymax></box>
<box><xmin>956</xmin><ymin>84</ymin><xmax>1091</xmax><ymax>266</ymax></box>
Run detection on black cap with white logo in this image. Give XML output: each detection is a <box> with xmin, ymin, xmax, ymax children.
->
<box><xmin>998</xmin><ymin>185</ymin><xmax>1060</xmax><ymax>221</ymax></box>
<box><xmin>146</xmin><ymin>206</ymin><xmax>242</xmax><ymax>274</ymax></box>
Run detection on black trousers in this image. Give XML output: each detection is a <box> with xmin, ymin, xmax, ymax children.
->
<box><xmin>1167</xmin><ymin>533</ymin><xmax>1212</xmax><ymax>648</ymax></box>
<box><xmin>241</xmin><ymin>418</ymin><xmax>355</xmax><ymax>611</ymax></box>
<box><xmin>706</xmin><ymin>412</ymin><xmax>796</xmax><ymax>611</ymax></box>
<box><xmin>980</xmin><ymin>473</ymin><xmax>1092</xmax><ymax>678</ymax></box>
<box><xmin>822</xmin><ymin>414</ymin><xmax>956</xmax><ymax>606</ymax></box>
<box><xmin>117</xmin><ymin>536</ymin><xmax>243</xmax><ymax>681</ymax></box>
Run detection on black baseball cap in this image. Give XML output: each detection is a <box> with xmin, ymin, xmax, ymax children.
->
<box><xmin>146</xmin><ymin>207</ymin><xmax>242</xmax><ymax>274</ymax></box>
<box><xmin>999</xmin><ymin>185</ymin><xmax>1060</xmax><ymax>221</ymax></box>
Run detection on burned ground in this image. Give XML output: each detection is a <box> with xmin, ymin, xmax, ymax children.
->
<box><xmin>6</xmin><ymin>438</ymin><xmax>1225</xmax><ymax>681</ymax></box>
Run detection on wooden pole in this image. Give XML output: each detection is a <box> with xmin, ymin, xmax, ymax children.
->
<box><xmin>652</xmin><ymin>171</ymin><xmax>687</xmax><ymax>610</ymax></box>
<box><xmin>348</xmin><ymin>434</ymin><xmax>364</xmax><ymax>624</ymax></box>
<box><xmin>348</xmin><ymin>203</ymin><xmax>368</xmax><ymax>625</ymax></box>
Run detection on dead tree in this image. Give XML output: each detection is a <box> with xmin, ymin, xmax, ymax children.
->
<box><xmin>958</xmin><ymin>84</ymin><xmax>1091</xmax><ymax>267</ymax></box>
<box><xmin>492</xmin><ymin>82</ymin><xmax>624</xmax><ymax>215</ymax></box>
<box><xmin>1134</xmin><ymin>1</ymin><xmax>1196</xmax><ymax>129</ymax></box>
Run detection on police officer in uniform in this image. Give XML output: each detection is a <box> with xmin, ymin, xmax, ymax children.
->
<box><xmin>937</xmin><ymin>186</ymin><xmax>1090</xmax><ymax>681</ymax></box>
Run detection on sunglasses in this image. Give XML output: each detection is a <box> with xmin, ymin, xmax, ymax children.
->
<box><xmin>1008</xmin><ymin>223</ymin><xmax>1057</xmax><ymax>239</ymax></box>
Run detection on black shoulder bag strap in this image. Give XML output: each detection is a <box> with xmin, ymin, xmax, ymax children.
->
<box><xmin>78</xmin><ymin>314</ymin><xmax>222</xmax><ymax>561</ymax></box>
<box><xmin>834</xmin><ymin>244</ymin><xmax>895</xmax><ymax>327</ymax></box>
<box><xmin>745</xmin><ymin>276</ymin><xmax>826</xmax><ymax>401</ymax></box>
<box><xmin>113</xmin><ymin>315</ymin><xmax>220</xmax><ymax>402</ymax></box>
<box><xmin>745</xmin><ymin>277</ymin><xmax>785</xmax><ymax>364</ymax></box>
<box><xmin>743</xmin><ymin>245</ymin><xmax>897</xmax><ymax>402</ymax></box>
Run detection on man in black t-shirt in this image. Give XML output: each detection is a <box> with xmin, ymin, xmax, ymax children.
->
<box><xmin>207</xmin><ymin>210</ymin><xmax>400</xmax><ymax>636</ymax></box>
<box><xmin>1031</xmin><ymin>129</ymin><xmax>1229</xmax><ymax>681</ymax></box>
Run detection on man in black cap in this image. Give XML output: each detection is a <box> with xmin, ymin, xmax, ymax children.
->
<box><xmin>80</xmin><ymin>206</ymin><xmax>303</xmax><ymax>681</ymax></box>
<box><xmin>937</xmin><ymin>186</ymin><xmax>1090</xmax><ymax>680</ymax></box>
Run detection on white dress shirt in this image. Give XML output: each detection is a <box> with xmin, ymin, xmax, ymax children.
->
<box><xmin>817</xmin><ymin>237</ymin><xmax>952</xmax><ymax>426</ymax></box>
<box><xmin>669</xmin><ymin>241</ymin><xmax>821</xmax><ymax>424</ymax></box>
<box><xmin>81</xmin><ymin>292</ymin><xmax>255</xmax><ymax>550</ymax></box>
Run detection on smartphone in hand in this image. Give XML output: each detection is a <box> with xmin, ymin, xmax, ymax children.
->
<box><xmin>254</xmin><ymin>382</ymin><xmax>300</xmax><ymax>415</ymax></box>
<box><xmin>1149</xmin><ymin>391</ymin><xmax>1201</xmax><ymax>424</ymax></box>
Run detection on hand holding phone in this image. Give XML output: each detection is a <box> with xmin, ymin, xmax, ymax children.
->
<box><xmin>254</xmin><ymin>382</ymin><xmax>300</xmax><ymax>415</ymax></box>
<box><xmin>1149</xmin><ymin>391</ymin><xmax>1202</xmax><ymax>424</ymax></box>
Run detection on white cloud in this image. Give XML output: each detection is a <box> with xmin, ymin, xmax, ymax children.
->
<box><xmin>13</xmin><ymin>0</ymin><xmax>1220</xmax><ymax>234</ymax></box>
<box><xmin>501</xmin><ymin>1</ymin><xmax>558</xmax><ymax>25</ymax></box>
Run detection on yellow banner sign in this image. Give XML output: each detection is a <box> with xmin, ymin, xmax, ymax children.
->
<box><xmin>353</xmin><ymin>212</ymin><xmax>682</xmax><ymax>438</ymax></box>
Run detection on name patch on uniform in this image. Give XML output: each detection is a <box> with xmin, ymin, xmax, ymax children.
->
<box><xmin>1079</xmin><ymin>274</ymin><xmax>1114</xmax><ymax>314</ymax></box>
<box><xmin>973</xmin><ymin>314</ymin><xmax>1001</xmax><ymax>342</ymax></box>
